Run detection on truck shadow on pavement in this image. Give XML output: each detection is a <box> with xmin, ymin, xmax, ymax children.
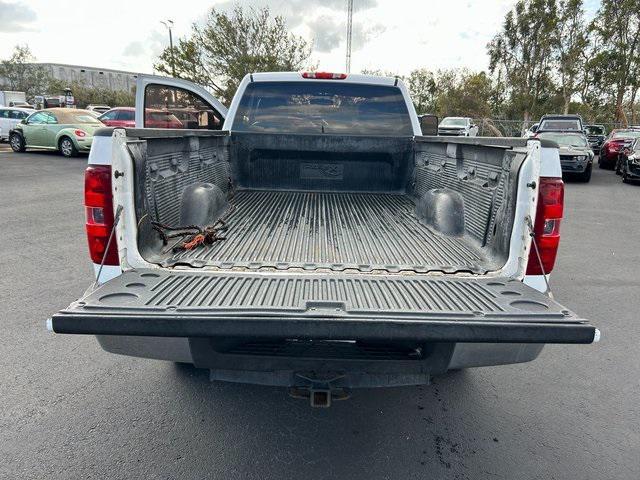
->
<box><xmin>162</xmin><ymin>362</ymin><xmax>508</xmax><ymax>478</ymax></box>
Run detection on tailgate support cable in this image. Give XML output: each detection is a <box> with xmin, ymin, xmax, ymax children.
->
<box><xmin>93</xmin><ymin>204</ymin><xmax>123</xmax><ymax>288</ymax></box>
<box><xmin>526</xmin><ymin>215</ymin><xmax>552</xmax><ymax>295</ymax></box>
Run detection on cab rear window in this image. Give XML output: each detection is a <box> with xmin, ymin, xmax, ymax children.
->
<box><xmin>540</xmin><ymin>119</ymin><xmax>581</xmax><ymax>131</ymax></box>
<box><xmin>233</xmin><ymin>81</ymin><xmax>413</xmax><ymax>136</ymax></box>
<box><xmin>585</xmin><ymin>126</ymin><xmax>605</xmax><ymax>135</ymax></box>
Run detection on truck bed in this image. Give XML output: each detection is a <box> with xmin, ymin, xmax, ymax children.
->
<box><xmin>128</xmin><ymin>131</ymin><xmax>524</xmax><ymax>276</ymax></box>
<box><xmin>166</xmin><ymin>189</ymin><xmax>490</xmax><ymax>273</ymax></box>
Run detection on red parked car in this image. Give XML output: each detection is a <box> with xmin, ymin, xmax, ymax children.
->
<box><xmin>98</xmin><ymin>107</ymin><xmax>183</xmax><ymax>129</ymax></box>
<box><xmin>98</xmin><ymin>107</ymin><xmax>135</xmax><ymax>127</ymax></box>
<box><xmin>598</xmin><ymin>129</ymin><xmax>640</xmax><ymax>169</ymax></box>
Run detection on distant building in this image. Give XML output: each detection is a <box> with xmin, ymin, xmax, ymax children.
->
<box><xmin>31</xmin><ymin>63</ymin><xmax>139</xmax><ymax>92</ymax></box>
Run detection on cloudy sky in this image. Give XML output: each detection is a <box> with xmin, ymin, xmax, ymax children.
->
<box><xmin>0</xmin><ymin>0</ymin><xmax>602</xmax><ymax>75</ymax></box>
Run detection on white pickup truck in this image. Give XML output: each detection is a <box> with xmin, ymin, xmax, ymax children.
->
<box><xmin>438</xmin><ymin>116</ymin><xmax>479</xmax><ymax>137</ymax></box>
<box><xmin>50</xmin><ymin>72</ymin><xmax>598</xmax><ymax>407</ymax></box>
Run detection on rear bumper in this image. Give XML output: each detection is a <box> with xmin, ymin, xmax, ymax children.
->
<box><xmin>76</xmin><ymin>138</ymin><xmax>93</xmax><ymax>151</ymax></box>
<box><xmin>599</xmin><ymin>151</ymin><xmax>618</xmax><ymax>165</ymax></box>
<box><xmin>94</xmin><ymin>334</ymin><xmax>546</xmax><ymax>387</ymax></box>
<box><xmin>96</xmin><ymin>334</ymin><xmax>546</xmax><ymax>368</ymax></box>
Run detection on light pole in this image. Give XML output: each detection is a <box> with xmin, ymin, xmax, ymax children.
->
<box><xmin>161</xmin><ymin>19</ymin><xmax>176</xmax><ymax>77</ymax></box>
<box><xmin>346</xmin><ymin>0</ymin><xmax>353</xmax><ymax>73</ymax></box>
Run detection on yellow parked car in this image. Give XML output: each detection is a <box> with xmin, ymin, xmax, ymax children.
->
<box><xmin>9</xmin><ymin>108</ymin><xmax>104</xmax><ymax>157</ymax></box>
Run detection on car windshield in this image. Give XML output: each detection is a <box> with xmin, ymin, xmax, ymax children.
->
<box><xmin>233</xmin><ymin>81</ymin><xmax>413</xmax><ymax>135</ymax></box>
<box><xmin>612</xmin><ymin>130</ymin><xmax>640</xmax><ymax>139</ymax></box>
<box><xmin>538</xmin><ymin>132</ymin><xmax>588</xmax><ymax>147</ymax></box>
<box><xmin>440</xmin><ymin>118</ymin><xmax>467</xmax><ymax>127</ymax></box>
<box><xmin>585</xmin><ymin>126</ymin><xmax>605</xmax><ymax>135</ymax></box>
<box><xmin>540</xmin><ymin>119</ymin><xmax>581</xmax><ymax>131</ymax></box>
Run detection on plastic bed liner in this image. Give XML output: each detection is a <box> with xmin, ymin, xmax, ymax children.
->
<box><xmin>163</xmin><ymin>190</ymin><xmax>492</xmax><ymax>273</ymax></box>
<box><xmin>51</xmin><ymin>270</ymin><xmax>597</xmax><ymax>344</ymax></box>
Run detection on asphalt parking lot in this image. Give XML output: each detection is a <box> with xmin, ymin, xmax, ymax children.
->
<box><xmin>1</xmin><ymin>146</ymin><xmax>639</xmax><ymax>479</ymax></box>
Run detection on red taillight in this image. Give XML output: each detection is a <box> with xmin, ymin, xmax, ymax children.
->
<box><xmin>526</xmin><ymin>177</ymin><xmax>564</xmax><ymax>276</ymax></box>
<box><xmin>75</xmin><ymin>129</ymin><xmax>87</xmax><ymax>137</ymax></box>
<box><xmin>608</xmin><ymin>141</ymin><xmax>622</xmax><ymax>151</ymax></box>
<box><xmin>301</xmin><ymin>71</ymin><xmax>347</xmax><ymax>79</ymax></box>
<box><xmin>84</xmin><ymin>164</ymin><xmax>119</xmax><ymax>265</ymax></box>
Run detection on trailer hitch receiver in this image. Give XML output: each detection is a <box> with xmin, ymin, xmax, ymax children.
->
<box><xmin>289</xmin><ymin>372</ymin><xmax>351</xmax><ymax>408</ymax></box>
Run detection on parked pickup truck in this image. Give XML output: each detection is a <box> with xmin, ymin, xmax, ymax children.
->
<box><xmin>49</xmin><ymin>72</ymin><xmax>598</xmax><ymax>407</ymax></box>
<box><xmin>438</xmin><ymin>116</ymin><xmax>478</xmax><ymax>137</ymax></box>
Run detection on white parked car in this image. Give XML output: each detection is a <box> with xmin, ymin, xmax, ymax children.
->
<box><xmin>0</xmin><ymin>107</ymin><xmax>32</xmax><ymax>142</ymax></box>
<box><xmin>438</xmin><ymin>116</ymin><xmax>478</xmax><ymax>136</ymax></box>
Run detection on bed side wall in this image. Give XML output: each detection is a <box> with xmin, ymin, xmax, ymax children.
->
<box><xmin>127</xmin><ymin>132</ymin><xmax>231</xmax><ymax>260</ymax></box>
<box><xmin>411</xmin><ymin>139</ymin><xmax>525</xmax><ymax>266</ymax></box>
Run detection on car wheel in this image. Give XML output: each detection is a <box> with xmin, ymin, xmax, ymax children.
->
<box><xmin>579</xmin><ymin>164</ymin><xmax>592</xmax><ymax>183</ymax></box>
<box><xmin>599</xmin><ymin>156</ymin><xmax>612</xmax><ymax>169</ymax></box>
<box><xmin>622</xmin><ymin>165</ymin><xmax>634</xmax><ymax>184</ymax></box>
<box><xmin>59</xmin><ymin>137</ymin><xmax>77</xmax><ymax>157</ymax></box>
<box><xmin>9</xmin><ymin>133</ymin><xmax>26</xmax><ymax>152</ymax></box>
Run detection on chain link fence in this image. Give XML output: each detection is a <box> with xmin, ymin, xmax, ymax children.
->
<box><xmin>472</xmin><ymin>118</ymin><xmax>623</xmax><ymax>137</ymax></box>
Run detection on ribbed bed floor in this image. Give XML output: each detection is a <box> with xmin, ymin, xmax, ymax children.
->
<box><xmin>166</xmin><ymin>190</ymin><xmax>490</xmax><ymax>273</ymax></box>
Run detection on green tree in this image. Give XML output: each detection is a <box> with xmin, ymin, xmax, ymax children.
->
<box><xmin>487</xmin><ymin>0</ymin><xmax>558</xmax><ymax>121</ymax></box>
<box><xmin>155</xmin><ymin>5</ymin><xmax>312</xmax><ymax>104</ymax></box>
<box><xmin>627</xmin><ymin>61</ymin><xmax>640</xmax><ymax>124</ymax></box>
<box><xmin>591</xmin><ymin>0</ymin><xmax>640</xmax><ymax>124</ymax></box>
<box><xmin>554</xmin><ymin>0</ymin><xmax>589</xmax><ymax>114</ymax></box>
<box><xmin>451</xmin><ymin>71</ymin><xmax>494</xmax><ymax>119</ymax></box>
<box><xmin>48</xmin><ymin>79</ymin><xmax>135</xmax><ymax>108</ymax></box>
<box><xmin>0</xmin><ymin>45</ymin><xmax>51</xmax><ymax>98</ymax></box>
<box><xmin>431</xmin><ymin>69</ymin><xmax>493</xmax><ymax>119</ymax></box>
<box><xmin>407</xmin><ymin>68</ymin><xmax>437</xmax><ymax>114</ymax></box>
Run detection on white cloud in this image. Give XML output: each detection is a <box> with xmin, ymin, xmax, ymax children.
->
<box><xmin>122</xmin><ymin>41</ymin><xmax>145</xmax><ymax>57</ymax></box>
<box><xmin>0</xmin><ymin>0</ymin><xmax>521</xmax><ymax>75</ymax></box>
<box><xmin>306</xmin><ymin>14</ymin><xmax>386</xmax><ymax>54</ymax></box>
<box><xmin>0</xmin><ymin>0</ymin><xmax>37</xmax><ymax>32</ymax></box>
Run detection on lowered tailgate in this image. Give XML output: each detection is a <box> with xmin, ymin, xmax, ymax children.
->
<box><xmin>51</xmin><ymin>270</ymin><xmax>597</xmax><ymax>344</ymax></box>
